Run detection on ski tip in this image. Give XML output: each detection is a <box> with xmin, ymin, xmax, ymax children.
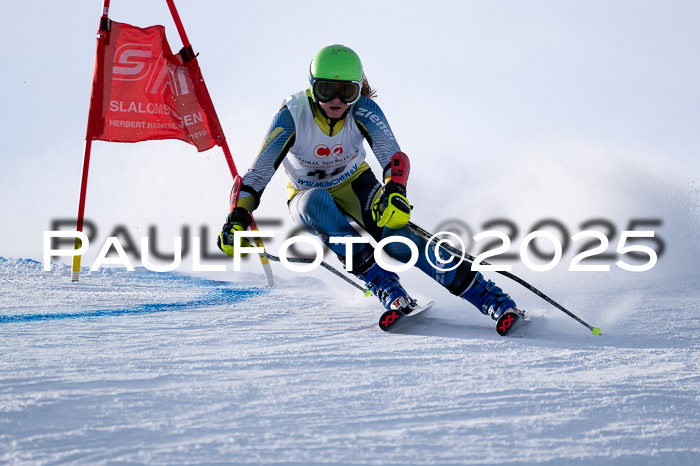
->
<box><xmin>363</xmin><ymin>289</ymin><xmax>372</xmax><ymax>297</ymax></box>
<box><xmin>378</xmin><ymin>309</ymin><xmax>402</xmax><ymax>331</ymax></box>
<box><xmin>496</xmin><ymin>310</ymin><xmax>526</xmax><ymax>336</ymax></box>
<box><xmin>592</xmin><ymin>327</ymin><xmax>601</xmax><ymax>336</ymax></box>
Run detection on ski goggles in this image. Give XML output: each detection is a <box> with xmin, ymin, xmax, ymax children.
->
<box><xmin>311</xmin><ymin>78</ymin><xmax>362</xmax><ymax>104</ymax></box>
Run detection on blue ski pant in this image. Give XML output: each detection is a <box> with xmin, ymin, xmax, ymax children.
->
<box><xmin>287</xmin><ymin>165</ymin><xmax>475</xmax><ymax>294</ymax></box>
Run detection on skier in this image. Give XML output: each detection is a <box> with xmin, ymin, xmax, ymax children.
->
<box><xmin>218</xmin><ymin>44</ymin><xmax>520</xmax><ymax>323</ymax></box>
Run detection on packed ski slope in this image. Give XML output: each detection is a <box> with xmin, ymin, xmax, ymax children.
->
<box><xmin>1</xmin><ymin>257</ymin><xmax>698</xmax><ymax>465</ymax></box>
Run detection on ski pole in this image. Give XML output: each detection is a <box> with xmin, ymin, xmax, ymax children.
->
<box><xmin>408</xmin><ymin>222</ymin><xmax>601</xmax><ymax>335</ymax></box>
<box><xmin>259</xmin><ymin>252</ymin><xmax>371</xmax><ymax>296</ymax></box>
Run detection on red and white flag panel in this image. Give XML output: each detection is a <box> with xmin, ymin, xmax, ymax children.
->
<box><xmin>86</xmin><ymin>21</ymin><xmax>223</xmax><ymax>152</ymax></box>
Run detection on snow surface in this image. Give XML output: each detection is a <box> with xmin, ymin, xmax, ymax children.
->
<box><xmin>1</xmin><ymin>258</ymin><xmax>698</xmax><ymax>465</ymax></box>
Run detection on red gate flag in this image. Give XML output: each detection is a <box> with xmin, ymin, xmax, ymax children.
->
<box><xmin>86</xmin><ymin>21</ymin><xmax>224</xmax><ymax>152</ymax></box>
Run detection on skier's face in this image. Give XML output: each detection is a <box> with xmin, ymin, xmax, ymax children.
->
<box><xmin>318</xmin><ymin>97</ymin><xmax>349</xmax><ymax>119</ymax></box>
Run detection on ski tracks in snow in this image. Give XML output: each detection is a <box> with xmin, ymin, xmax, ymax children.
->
<box><xmin>0</xmin><ymin>258</ymin><xmax>699</xmax><ymax>464</ymax></box>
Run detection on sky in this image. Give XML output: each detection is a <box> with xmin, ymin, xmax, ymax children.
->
<box><xmin>1</xmin><ymin>0</ymin><xmax>698</xmax><ymax>288</ymax></box>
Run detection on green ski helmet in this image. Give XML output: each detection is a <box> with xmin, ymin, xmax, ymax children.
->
<box><xmin>309</xmin><ymin>45</ymin><xmax>364</xmax><ymax>105</ymax></box>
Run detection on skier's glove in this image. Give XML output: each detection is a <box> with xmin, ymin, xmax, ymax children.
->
<box><xmin>372</xmin><ymin>180</ymin><xmax>412</xmax><ymax>229</ymax></box>
<box><xmin>217</xmin><ymin>207</ymin><xmax>253</xmax><ymax>258</ymax></box>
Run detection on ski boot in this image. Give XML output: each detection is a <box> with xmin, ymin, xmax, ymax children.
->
<box><xmin>359</xmin><ymin>263</ymin><xmax>414</xmax><ymax>312</ymax></box>
<box><xmin>460</xmin><ymin>272</ymin><xmax>519</xmax><ymax>320</ymax></box>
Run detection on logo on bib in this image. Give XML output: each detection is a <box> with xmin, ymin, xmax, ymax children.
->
<box><xmin>314</xmin><ymin>144</ymin><xmax>344</xmax><ymax>159</ymax></box>
<box><xmin>314</xmin><ymin>144</ymin><xmax>330</xmax><ymax>158</ymax></box>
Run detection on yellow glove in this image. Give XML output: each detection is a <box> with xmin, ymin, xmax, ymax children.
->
<box><xmin>372</xmin><ymin>181</ymin><xmax>412</xmax><ymax>229</ymax></box>
<box><xmin>217</xmin><ymin>207</ymin><xmax>252</xmax><ymax>258</ymax></box>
